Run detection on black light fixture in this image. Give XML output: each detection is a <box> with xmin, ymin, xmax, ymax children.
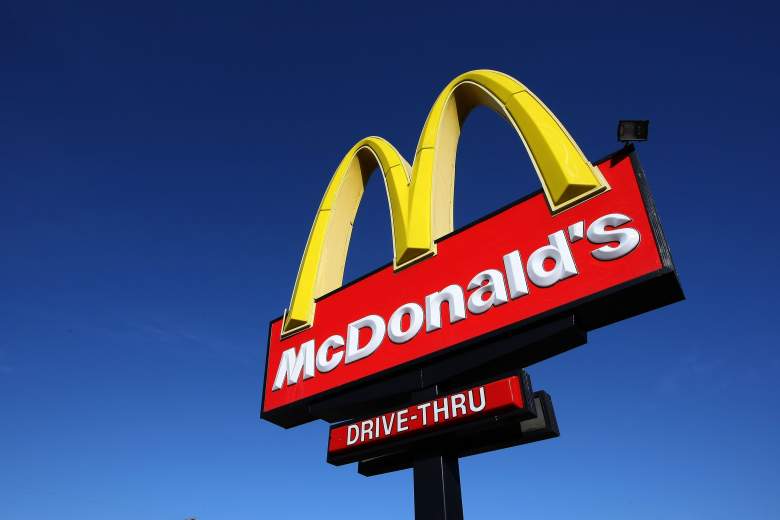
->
<box><xmin>617</xmin><ymin>120</ymin><xmax>649</xmax><ymax>142</ymax></box>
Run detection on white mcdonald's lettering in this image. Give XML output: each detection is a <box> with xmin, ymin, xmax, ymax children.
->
<box><xmin>273</xmin><ymin>213</ymin><xmax>640</xmax><ymax>391</ymax></box>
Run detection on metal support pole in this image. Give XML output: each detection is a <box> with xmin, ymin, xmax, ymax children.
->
<box><xmin>410</xmin><ymin>386</ymin><xmax>464</xmax><ymax>519</ymax></box>
<box><xmin>413</xmin><ymin>453</ymin><xmax>464</xmax><ymax>520</ymax></box>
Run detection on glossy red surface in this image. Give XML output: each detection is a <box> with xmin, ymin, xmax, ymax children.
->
<box><xmin>264</xmin><ymin>154</ymin><xmax>662</xmax><ymax>414</ymax></box>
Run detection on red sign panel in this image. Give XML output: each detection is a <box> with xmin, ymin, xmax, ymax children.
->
<box><xmin>328</xmin><ymin>375</ymin><xmax>530</xmax><ymax>456</ymax></box>
<box><xmin>262</xmin><ymin>151</ymin><xmax>678</xmax><ymax>426</ymax></box>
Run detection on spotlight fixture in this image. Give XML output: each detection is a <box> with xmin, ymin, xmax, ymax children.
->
<box><xmin>617</xmin><ymin>120</ymin><xmax>649</xmax><ymax>142</ymax></box>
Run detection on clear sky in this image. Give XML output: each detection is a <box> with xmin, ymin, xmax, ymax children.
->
<box><xmin>2</xmin><ymin>1</ymin><xmax>778</xmax><ymax>519</ymax></box>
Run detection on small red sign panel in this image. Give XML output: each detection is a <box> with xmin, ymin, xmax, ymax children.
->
<box><xmin>328</xmin><ymin>375</ymin><xmax>529</xmax><ymax>456</ymax></box>
<box><xmin>263</xmin><ymin>152</ymin><xmax>674</xmax><ymax>424</ymax></box>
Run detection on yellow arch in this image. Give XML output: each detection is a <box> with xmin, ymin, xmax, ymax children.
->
<box><xmin>282</xmin><ymin>69</ymin><xmax>608</xmax><ymax>336</ymax></box>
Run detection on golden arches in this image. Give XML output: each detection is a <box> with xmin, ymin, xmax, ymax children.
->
<box><xmin>282</xmin><ymin>70</ymin><xmax>608</xmax><ymax>336</ymax></box>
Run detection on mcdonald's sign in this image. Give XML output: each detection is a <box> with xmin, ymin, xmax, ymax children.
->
<box><xmin>261</xmin><ymin>70</ymin><xmax>683</xmax><ymax>428</ymax></box>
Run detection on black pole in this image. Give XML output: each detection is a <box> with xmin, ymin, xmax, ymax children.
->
<box><xmin>411</xmin><ymin>386</ymin><xmax>464</xmax><ymax>519</ymax></box>
<box><xmin>413</xmin><ymin>453</ymin><xmax>464</xmax><ymax>520</ymax></box>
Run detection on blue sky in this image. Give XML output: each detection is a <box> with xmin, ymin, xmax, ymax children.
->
<box><xmin>2</xmin><ymin>1</ymin><xmax>778</xmax><ymax>518</ymax></box>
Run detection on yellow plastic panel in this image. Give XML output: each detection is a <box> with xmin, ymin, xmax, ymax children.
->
<box><xmin>282</xmin><ymin>70</ymin><xmax>608</xmax><ymax>336</ymax></box>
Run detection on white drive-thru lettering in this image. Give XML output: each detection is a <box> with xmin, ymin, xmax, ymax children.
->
<box><xmin>343</xmin><ymin>386</ymin><xmax>491</xmax><ymax>446</ymax></box>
